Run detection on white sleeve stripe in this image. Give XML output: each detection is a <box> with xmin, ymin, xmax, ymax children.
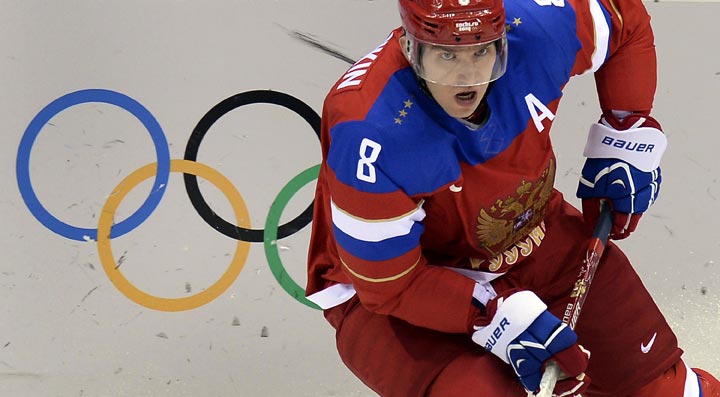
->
<box><xmin>683</xmin><ymin>361</ymin><xmax>701</xmax><ymax>397</ymax></box>
<box><xmin>330</xmin><ymin>199</ymin><xmax>426</xmax><ymax>242</ymax></box>
<box><xmin>306</xmin><ymin>283</ymin><xmax>356</xmax><ymax>309</ymax></box>
<box><xmin>585</xmin><ymin>0</ymin><xmax>611</xmax><ymax>74</ymax></box>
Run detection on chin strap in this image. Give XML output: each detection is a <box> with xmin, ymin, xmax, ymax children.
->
<box><xmin>463</xmin><ymin>99</ymin><xmax>490</xmax><ymax>125</ymax></box>
<box><xmin>464</xmin><ymin>81</ymin><xmax>493</xmax><ymax>124</ymax></box>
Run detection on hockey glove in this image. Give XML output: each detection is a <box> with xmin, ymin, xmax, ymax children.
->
<box><xmin>471</xmin><ymin>290</ymin><xmax>590</xmax><ymax>394</ymax></box>
<box><xmin>576</xmin><ymin>113</ymin><xmax>667</xmax><ymax>239</ymax></box>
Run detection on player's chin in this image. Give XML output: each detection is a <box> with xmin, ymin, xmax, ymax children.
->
<box><xmin>443</xmin><ymin>105</ymin><xmax>475</xmax><ymax>119</ymax></box>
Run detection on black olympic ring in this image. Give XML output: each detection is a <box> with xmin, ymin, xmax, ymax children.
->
<box><xmin>183</xmin><ymin>90</ymin><xmax>321</xmax><ymax>242</ymax></box>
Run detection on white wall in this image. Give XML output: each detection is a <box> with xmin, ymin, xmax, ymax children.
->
<box><xmin>1</xmin><ymin>1</ymin><xmax>718</xmax><ymax>396</ymax></box>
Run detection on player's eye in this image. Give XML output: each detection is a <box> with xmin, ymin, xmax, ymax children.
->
<box><xmin>440</xmin><ymin>51</ymin><xmax>455</xmax><ymax>61</ymax></box>
<box><xmin>475</xmin><ymin>47</ymin><xmax>490</xmax><ymax>57</ymax></box>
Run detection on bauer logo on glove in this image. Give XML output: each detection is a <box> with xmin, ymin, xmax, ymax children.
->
<box><xmin>576</xmin><ymin>112</ymin><xmax>667</xmax><ymax>239</ymax></box>
<box><xmin>600</xmin><ymin>135</ymin><xmax>658</xmax><ymax>153</ymax></box>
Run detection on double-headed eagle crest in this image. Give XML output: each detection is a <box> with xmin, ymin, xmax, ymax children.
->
<box><xmin>475</xmin><ymin>159</ymin><xmax>556</xmax><ymax>257</ymax></box>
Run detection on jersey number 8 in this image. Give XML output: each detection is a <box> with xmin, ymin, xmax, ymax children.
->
<box><xmin>356</xmin><ymin>138</ymin><xmax>382</xmax><ymax>183</ymax></box>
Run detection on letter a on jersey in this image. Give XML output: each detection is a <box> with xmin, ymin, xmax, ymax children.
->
<box><xmin>525</xmin><ymin>93</ymin><xmax>555</xmax><ymax>133</ymax></box>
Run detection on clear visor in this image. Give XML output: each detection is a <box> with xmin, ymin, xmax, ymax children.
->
<box><xmin>406</xmin><ymin>32</ymin><xmax>508</xmax><ymax>87</ymax></box>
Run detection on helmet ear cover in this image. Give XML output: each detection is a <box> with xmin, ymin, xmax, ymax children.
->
<box><xmin>402</xmin><ymin>34</ymin><xmax>413</xmax><ymax>60</ymax></box>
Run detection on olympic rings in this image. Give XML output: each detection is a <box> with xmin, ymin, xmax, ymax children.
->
<box><xmin>183</xmin><ymin>90</ymin><xmax>320</xmax><ymax>242</ymax></box>
<box><xmin>97</xmin><ymin>160</ymin><xmax>251</xmax><ymax>311</ymax></box>
<box><xmin>16</xmin><ymin>89</ymin><xmax>171</xmax><ymax>241</ymax></box>
<box><xmin>16</xmin><ymin>88</ymin><xmax>322</xmax><ymax>311</ymax></box>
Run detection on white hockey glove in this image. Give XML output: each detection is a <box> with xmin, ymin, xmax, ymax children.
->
<box><xmin>576</xmin><ymin>112</ymin><xmax>667</xmax><ymax>239</ymax></box>
<box><xmin>471</xmin><ymin>290</ymin><xmax>591</xmax><ymax>395</ymax></box>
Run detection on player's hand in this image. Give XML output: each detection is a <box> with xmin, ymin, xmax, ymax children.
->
<box><xmin>471</xmin><ymin>290</ymin><xmax>590</xmax><ymax>394</ymax></box>
<box><xmin>576</xmin><ymin>113</ymin><xmax>666</xmax><ymax>240</ymax></box>
<box><xmin>550</xmin><ymin>371</ymin><xmax>591</xmax><ymax>397</ymax></box>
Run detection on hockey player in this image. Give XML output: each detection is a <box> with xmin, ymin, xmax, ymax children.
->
<box><xmin>305</xmin><ymin>0</ymin><xmax>720</xmax><ymax>395</ymax></box>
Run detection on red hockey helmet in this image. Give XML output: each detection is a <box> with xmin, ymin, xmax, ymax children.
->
<box><xmin>398</xmin><ymin>0</ymin><xmax>508</xmax><ymax>86</ymax></box>
<box><xmin>398</xmin><ymin>0</ymin><xmax>506</xmax><ymax>46</ymax></box>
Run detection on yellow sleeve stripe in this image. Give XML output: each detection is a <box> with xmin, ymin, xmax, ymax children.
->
<box><xmin>341</xmin><ymin>256</ymin><xmax>420</xmax><ymax>283</ymax></box>
<box><xmin>607</xmin><ymin>0</ymin><xmax>623</xmax><ymax>29</ymax></box>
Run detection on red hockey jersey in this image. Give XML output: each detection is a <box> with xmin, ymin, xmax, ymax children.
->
<box><xmin>306</xmin><ymin>0</ymin><xmax>657</xmax><ymax>334</ymax></box>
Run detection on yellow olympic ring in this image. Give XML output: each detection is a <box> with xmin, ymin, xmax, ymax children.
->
<box><xmin>97</xmin><ymin>159</ymin><xmax>251</xmax><ymax>311</ymax></box>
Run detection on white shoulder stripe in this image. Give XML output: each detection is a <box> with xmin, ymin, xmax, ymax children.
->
<box><xmin>330</xmin><ymin>199</ymin><xmax>426</xmax><ymax>242</ymax></box>
<box><xmin>684</xmin><ymin>361</ymin><xmax>701</xmax><ymax>397</ymax></box>
<box><xmin>585</xmin><ymin>0</ymin><xmax>610</xmax><ymax>74</ymax></box>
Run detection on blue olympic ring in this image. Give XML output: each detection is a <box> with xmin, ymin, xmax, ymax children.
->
<box><xmin>16</xmin><ymin>89</ymin><xmax>171</xmax><ymax>241</ymax></box>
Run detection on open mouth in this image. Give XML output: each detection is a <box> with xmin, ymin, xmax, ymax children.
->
<box><xmin>455</xmin><ymin>90</ymin><xmax>477</xmax><ymax>104</ymax></box>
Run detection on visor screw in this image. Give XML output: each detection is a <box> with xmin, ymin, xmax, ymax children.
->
<box><xmin>455</xmin><ymin>36</ymin><xmax>462</xmax><ymax>42</ymax></box>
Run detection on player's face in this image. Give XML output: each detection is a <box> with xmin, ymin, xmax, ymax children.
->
<box><xmin>400</xmin><ymin>35</ymin><xmax>503</xmax><ymax>119</ymax></box>
<box><xmin>423</xmin><ymin>45</ymin><xmax>495</xmax><ymax>118</ymax></box>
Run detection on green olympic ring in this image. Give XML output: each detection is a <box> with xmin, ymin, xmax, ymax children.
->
<box><xmin>264</xmin><ymin>164</ymin><xmax>321</xmax><ymax>310</ymax></box>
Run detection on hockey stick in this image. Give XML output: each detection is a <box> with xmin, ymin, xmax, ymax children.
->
<box><xmin>532</xmin><ymin>200</ymin><xmax>614</xmax><ymax>397</ymax></box>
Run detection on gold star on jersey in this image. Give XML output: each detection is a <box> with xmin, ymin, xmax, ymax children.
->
<box><xmin>394</xmin><ymin>99</ymin><xmax>413</xmax><ymax>125</ymax></box>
